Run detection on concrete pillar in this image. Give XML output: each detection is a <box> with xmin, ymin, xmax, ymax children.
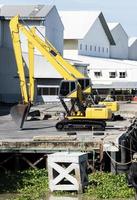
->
<box><xmin>47</xmin><ymin>152</ymin><xmax>88</xmax><ymax>193</ymax></box>
<box><xmin>110</xmin><ymin>152</ymin><xmax>117</xmax><ymax>173</ymax></box>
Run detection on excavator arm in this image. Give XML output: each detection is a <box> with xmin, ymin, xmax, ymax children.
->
<box><xmin>10</xmin><ymin>17</ymin><xmax>34</xmax><ymax>128</ymax></box>
<box><xmin>28</xmin><ymin>28</ymin><xmax>92</xmax><ymax>94</ymax></box>
<box><xmin>9</xmin><ymin>16</ymin><xmax>87</xmax><ymax>128</ymax></box>
<box><xmin>9</xmin><ymin>16</ymin><xmax>113</xmax><ymax>131</ymax></box>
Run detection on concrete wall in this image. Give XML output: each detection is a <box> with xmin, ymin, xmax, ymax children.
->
<box><xmin>128</xmin><ymin>39</ymin><xmax>137</xmax><ymax>60</ymax></box>
<box><xmin>110</xmin><ymin>24</ymin><xmax>128</xmax><ymax>59</ymax></box>
<box><xmin>78</xmin><ymin>18</ymin><xmax>110</xmax><ymax>58</ymax></box>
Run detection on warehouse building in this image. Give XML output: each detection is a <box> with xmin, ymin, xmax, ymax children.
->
<box><xmin>67</xmin><ymin>54</ymin><xmax>137</xmax><ymax>100</ymax></box>
<box><xmin>128</xmin><ymin>37</ymin><xmax>137</xmax><ymax>61</ymax></box>
<box><xmin>60</xmin><ymin>11</ymin><xmax>133</xmax><ymax>61</ymax></box>
<box><xmin>59</xmin><ymin>10</ymin><xmax>137</xmax><ymax>100</ymax></box>
<box><xmin>0</xmin><ymin>5</ymin><xmax>64</xmax><ymax>103</ymax></box>
<box><xmin>108</xmin><ymin>22</ymin><xmax>128</xmax><ymax>59</ymax></box>
<box><xmin>59</xmin><ymin>11</ymin><xmax>115</xmax><ymax>59</ymax></box>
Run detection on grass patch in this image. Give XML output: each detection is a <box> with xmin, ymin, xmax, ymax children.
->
<box><xmin>85</xmin><ymin>172</ymin><xmax>134</xmax><ymax>199</ymax></box>
<box><xmin>0</xmin><ymin>169</ymin><xmax>135</xmax><ymax>199</ymax></box>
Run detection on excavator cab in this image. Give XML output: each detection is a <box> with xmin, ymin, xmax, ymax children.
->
<box><xmin>77</xmin><ymin>77</ymin><xmax>92</xmax><ymax>94</ymax></box>
<box><xmin>59</xmin><ymin>80</ymin><xmax>78</xmax><ymax>98</ymax></box>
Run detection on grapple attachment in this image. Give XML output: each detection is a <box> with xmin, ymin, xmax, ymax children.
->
<box><xmin>10</xmin><ymin>103</ymin><xmax>31</xmax><ymax>129</ymax></box>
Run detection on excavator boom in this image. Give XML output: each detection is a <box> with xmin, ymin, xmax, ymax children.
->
<box><xmin>9</xmin><ymin>16</ymin><xmax>86</xmax><ymax>128</ymax></box>
<box><xmin>9</xmin><ymin>16</ymin><xmax>112</xmax><ymax>130</ymax></box>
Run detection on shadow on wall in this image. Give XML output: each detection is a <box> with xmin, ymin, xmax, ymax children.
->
<box><xmin>0</xmin><ymin>47</ymin><xmax>30</xmax><ymax>105</ymax></box>
<box><xmin>0</xmin><ymin>103</ymin><xmax>11</xmax><ymax>116</ymax></box>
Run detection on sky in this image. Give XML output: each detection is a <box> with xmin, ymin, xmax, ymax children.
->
<box><xmin>0</xmin><ymin>0</ymin><xmax>137</xmax><ymax>37</ymax></box>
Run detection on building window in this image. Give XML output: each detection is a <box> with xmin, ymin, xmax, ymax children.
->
<box><xmin>94</xmin><ymin>46</ymin><xmax>96</xmax><ymax>51</ymax></box>
<box><xmin>37</xmin><ymin>87</ymin><xmax>59</xmax><ymax>95</ymax></box>
<box><xmin>102</xmin><ymin>47</ymin><xmax>104</xmax><ymax>52</ymax></box>
<box><xmin>106</xmin><ymin>48</ymin><xmax>108</xmax><ymax>53</ymax></box>
<box><xmin>90</xmin><ymin>45</ymin><xmax>92</xmax><ymax>51</ymax></box>
<box><xmin>85</xmin><ymin>44</ymin><xmax>87</xmax><ymax>51</ymax></box>
<box><xmin>80</xmin><ymin>44</ymin><xmax>82</xmax><ymax>50</ymax></box>
<box><xmin>119</xmin><ymin>72</ymin><xmax>126</xmax><ymax>78</ymax></box>
<box><xmin>109</xmin><ymin>72</ymin><xmax>116</xmax><ymax>78</ymax></box>
<box><xmin>98</xmin><ymin>46</ymin><xmax>100</xmax><ymax>52</ymax></box>
<box><xmin>43</xmin><ymin>88</ymin><xmax>49</xmax><ymax>95</ymax></box>
<box><xmin>94</xmin><ymin>71</ymin><xmax>102</xmax><ymax>78</ymax></box>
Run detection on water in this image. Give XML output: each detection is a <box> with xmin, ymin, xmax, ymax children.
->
<box><xmin>0</xmin><ymin>193</ymin><xmax>16</xmax><ymax>200</ymax></box>
<box><xmin>0</xmin><ymin>193</ymin><xmax>134</xmax><ymax>200</ymax></box>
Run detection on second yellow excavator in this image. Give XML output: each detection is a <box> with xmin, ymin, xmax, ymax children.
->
<box><xmin>9</xmin><ymin>15</ymin><xmax>112</xmax><ymax>130</ymax></box>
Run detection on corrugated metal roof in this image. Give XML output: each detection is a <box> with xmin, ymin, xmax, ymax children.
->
<box><xmin>93</xmin><ymin>82</ymin><xmax>137</xmax><ymax>89</ymax></box>
<box><xmin>128</xmin><ymin>37</ymin><xmax>137</xmax><ymax>47</ymax></box>
<box><xmin>59</xmin><ymin>11</ymin><xmax>115</xmax><ymax>45</ymax></box>
<box><xmin>107</xmin><ymin>22</ymin><xmax>119</xmax><ymax>31</ymax></box>
<box><xmin>64</xmin><ymin>54</ymin><xmax>137</xmax><ymax>69</ymax></box>
<box><xmin>59</xmin><ymin>11</ymin><xmax>100</xmax><ymax>39</ymax></box>
<box><xmin>0</xmin><ymin>5</ymin><xmax>54</xmax><ymax>19</ymax></box>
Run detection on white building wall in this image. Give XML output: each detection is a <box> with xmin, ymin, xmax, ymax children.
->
<box><xmin>64</xmin><ymin>39</ymin><xmax>78</xmax><ymax>58</ymax></box>
<box><xmin>1</xmin><ymin>20</ymin><xmax>42</xmax><ymax>49</ymax></box>
<box><xmin>1</xmin><ymin>11</ymin><xmax>63</xmax><ymax>54</ymax></box>
<box><xmin>20</xmin><ymin>25</ymin><xmax>46</xmax><ymax>54</ymax></box>
<box><xmin>68</xmin><ymin>55</ymin><xmax>137</xmax><ymax>89</ymax></box>
<box><xmin>0</xmin><ymin>46</ymin><xmax>62</xmax><ymax>103</ymax></box>
<box><xmin>45</xmin><ymin>6</ymin><xmax>64</xmax><ymax>55</ymax></box>
<box><xmin>22</xmin><ymin>52</ymin><xmax>62</xmax><ymax>78</ymax></box>
<box><xmin>0</xmin><ymin>21</ymin><xmax>3</xmax><ymax>47</ymax></box>
<box><xmin>0</xmin><ymin>8</ymin><xmax>64</xmax><ymax>103</ymax></box>
<box><xmin>110</xmin><ymin>24</ymin><xmax>128</xmax><ymax>59</ymax></box>
<box><xmin>78</xmin><ymin>18</ymin><xmax>110</xmax><ymax>58</ymax></box>
<box><xmin>128</xmin><ymin>40</ymin><xmax>137</xmax><ymax>60</ymax></box>
<box><xmin>2</xmin><ymin>21</ymin><xmax>12</xmax><ymax>48</ymax></box>
<box><xmin>86</xmin><ymin>58</ymin><xmax>137</xmax><ymax>87</ymax></box>
<box><xmin>0</xmin><ymin>47</ymin><xmax>21</xmax><ymax>102</ymax></box>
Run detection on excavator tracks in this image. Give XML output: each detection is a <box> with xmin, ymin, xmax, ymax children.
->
<box><xmin>56</xmin><ymin>119</ymin><xmax>106</xmax><ymax>131</ymax></box>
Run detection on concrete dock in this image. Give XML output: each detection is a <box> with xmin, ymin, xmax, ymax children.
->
<box><xmin>0</xmin><ymin>102</ymin><xmax>134</xmax><ymax>153</ymax></box>
<box><xmin>0</xmin><ymin>102</ymin><xmax>136</xmax><ymax>171</ymax></box>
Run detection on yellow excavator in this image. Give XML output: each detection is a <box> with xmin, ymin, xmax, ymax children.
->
<box><xmin>9</xmin><ymin>15</ymin><xmax>112</xmax><ymax>130</ymax></box>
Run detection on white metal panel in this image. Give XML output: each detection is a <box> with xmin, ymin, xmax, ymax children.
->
<box><xmin>0</xmin><ymin>5</ymin><xmax>53</xmax><ymax>18</ymax></box>
<box><xmin>22</xmin><ymin>53</ymin><xmax>62</xmax><ymax>78</ymax></box>
<box><xmin>78</xmin><ymin>18</ymin><xmax>110</xmax><ymax>58</ymax></box>
<box><xmin>37</xmin><ymin>95</ymin><xmax>59</xmax><ymax>102</ymax></box>
<box><xmin>129</xmin><ymin>37</ymin><xmax>137</xmax><ymax>47</ymax></box>
<box><xmin>109</xmin><ymin>23</ymin><xmax>128</xmax><ymax>59</ymax></box>
<box><xmin>20</xmin><ymin>25</ymin><xmax>46</xmax><ymax>55</ymax></box>
<box><xmin>45</xmin><ymin>6</ymin><xmax>64</xmax><ymax>55</ymax></box>
<box><xmin>64</xmin><ymin>54</ymin><xmax>137</xmax><ymax>88</ymax></box>
<box><xmin>0</xmin><ymin>47</ymin><xmax>21</xmax><ymax>102</ymax></box>
<box><xmin>108</xmin><ymin>23</ymin><xmax>119</xmax><ymax>31</ymax></box>
<box><xmin>128</xmin><ymin>38</ymin><xmax>137</xmax><ymax>60</ymax></box>
<box><xmin>59</xmin><ymin>11</ymin><xmax>100</xmax><ymax>39</ymax></box>
<box><xmin>0</xmin><ymin>21</ymin><xmax>2</xmax><ymax>47</ymax></box>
